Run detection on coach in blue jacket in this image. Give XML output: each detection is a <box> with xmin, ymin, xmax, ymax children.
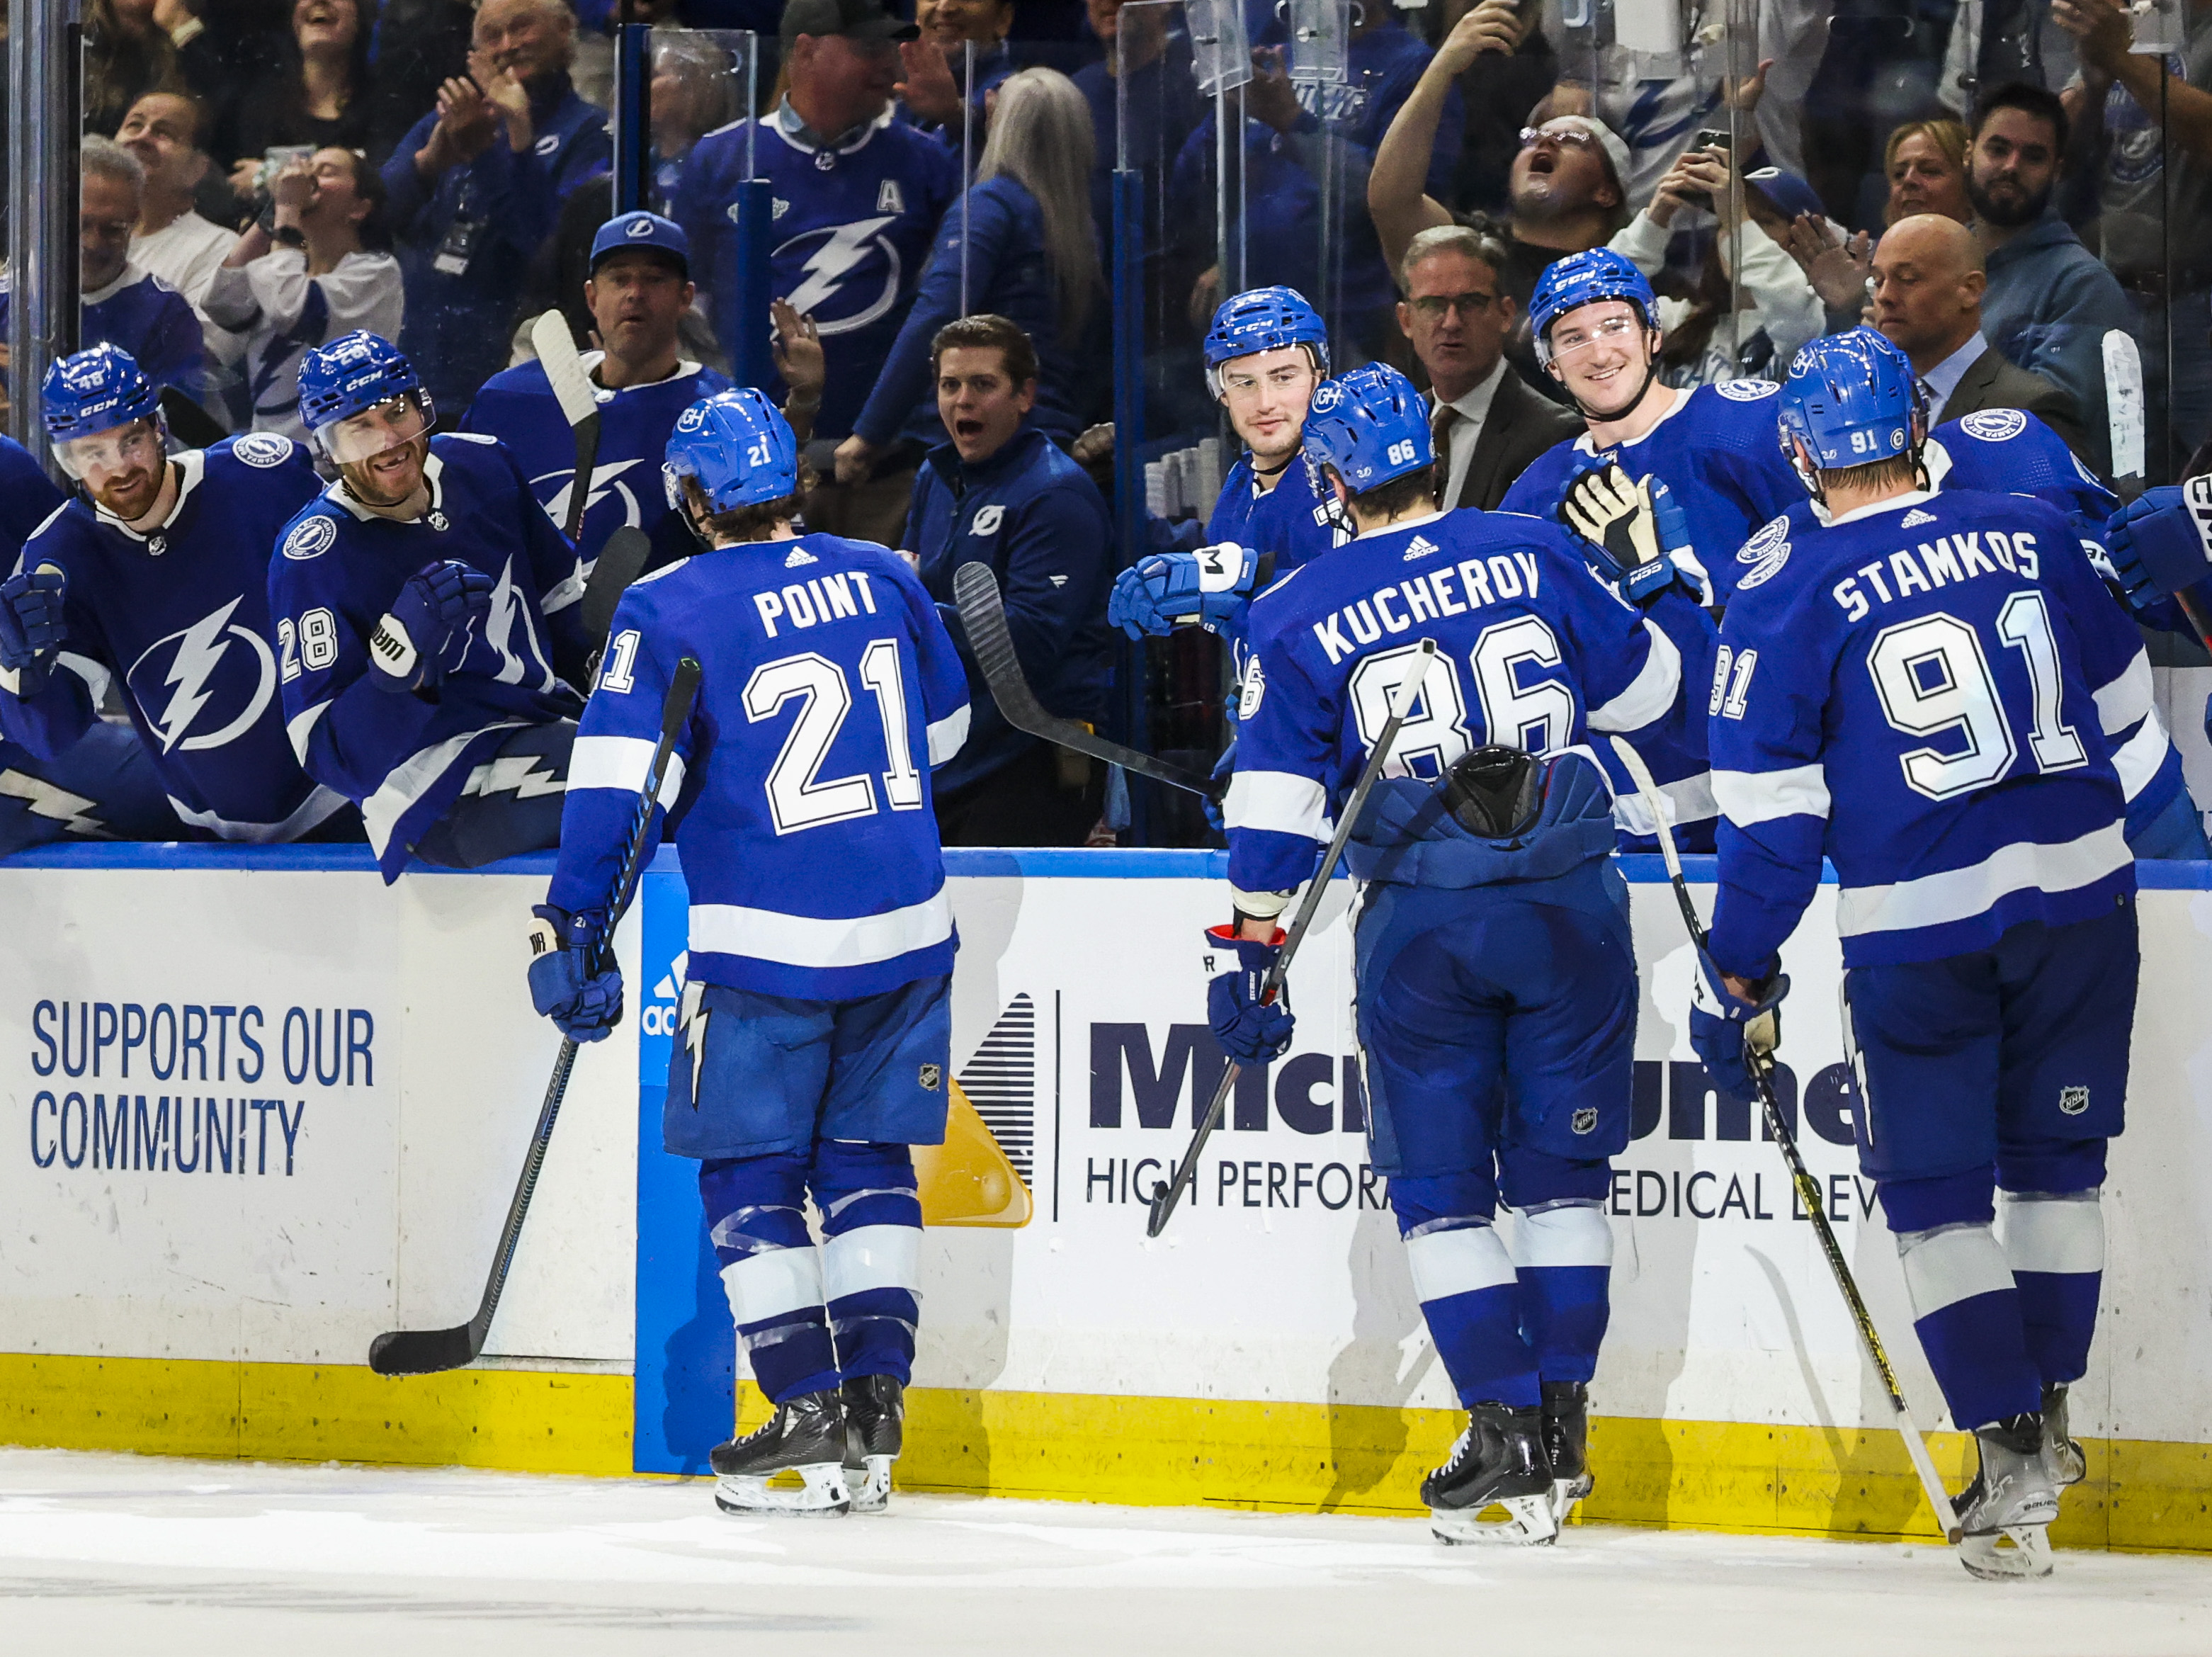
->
<box><xmin>906</xmin><ymin>313</ymin><xmax>1113</xmax><ymax>846</ymax></box>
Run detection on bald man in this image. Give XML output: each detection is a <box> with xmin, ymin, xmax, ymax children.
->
<box><xmin>1871</xmin><ymin>213</ymin><xmax>2092</xmax><ymax>467</ymax></box>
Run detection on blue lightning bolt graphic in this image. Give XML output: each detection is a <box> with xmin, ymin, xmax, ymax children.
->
<box><xmin>784</xmin><ymin>216</ymin><xmax>896</xmax><ymax>319</ymax></box>
<box><xmin>154</xmin><ymin>599</ymin><xmax>241</xmax><ymax>754</ymax></box>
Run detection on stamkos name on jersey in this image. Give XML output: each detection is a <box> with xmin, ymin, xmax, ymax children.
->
<box><xmin>754</xmin><ymin>567</ymin><xmax>885</xmax><ymax>638</ymax></box>
<box><xmin>1830</xmin><ymin>526</ymin><xmax>2044</xmax><ymax>623</ymax></box>
<box><xmin>1310</xmin><ymin>549</ymin><xmax>1544</xmax><ymax>665</ymax></box>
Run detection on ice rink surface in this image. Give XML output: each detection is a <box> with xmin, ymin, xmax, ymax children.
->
<box><xmin>3</xmin><ymin>1449</ymin><xmax>2207</xmax><ymax>1657</ymax></box>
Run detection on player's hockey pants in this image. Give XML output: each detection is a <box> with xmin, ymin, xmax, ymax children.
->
<box><xmin>698</xmin><ymin>1140</ymin><xmax>924</xmax><ymax>1405</ymax></box>
<box><xmin>1844</xmin><ymin>905</ymin><xmax>2136</xmax><ymax>1430</ymax></box>
<box><xmin>1356</xmin><ymin>878</ymin><xmax>1633</xmax><ymax>1410</ymax></box>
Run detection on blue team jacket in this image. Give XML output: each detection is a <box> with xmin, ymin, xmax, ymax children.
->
<box><xmin>1</xmin><ymin>268</ymin><xmax>205</xmax><ymax>402</ymax></box>
<box><xmin>907</xmin><ymin>426</ymin><xmax>1115</xmax><ymax>794</ymax></box>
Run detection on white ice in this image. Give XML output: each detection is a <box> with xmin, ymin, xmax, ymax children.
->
<box><xmin>3</xmin><ymin>1448</ymin><xmax>2208</xmax><ymax>1656</ymax></box>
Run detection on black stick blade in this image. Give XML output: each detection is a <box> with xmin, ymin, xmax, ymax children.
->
<box><xmin>582</xmin><ymin>525</ymin><xmax>652</xmax><ymax>645</ymax></box>
<box><xmin>368</xmin><ymin>1323</ymin><xmax>479</xmax><ymax>1377</ymax></box>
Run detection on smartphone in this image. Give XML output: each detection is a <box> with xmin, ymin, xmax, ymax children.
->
<box><xmin>256</xmin><ymin>145</ymin><xmax>315</xmax><ymax>192</ymax></box>
<box><xmin>1683</xmin><ymin>129</ymin><xmax>1733</xmax><ymax>208</ymax></box>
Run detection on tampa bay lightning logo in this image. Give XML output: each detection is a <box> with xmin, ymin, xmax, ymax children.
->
<box><xmin>774</xmin><ymin>217</ymin><xmax>904</xmax><ymax>337</ymax></box>
<box><xmin>283</xmin><ymin>516</ymin><xmax>336</xmax><ymax>560</ymax></box>
<box><xmin>1960</xmin><ymin>408</ymin><xmax>2027</xmax><ymax>442</ymax></box>
<box><xmin>125</xmin><ymin>596</ymin><xmax>278</xmax><ymax>754</ymax></box>
<box><xmin>1716</xmin><ymin>378</ymin><xmax>1780</xmax><ymax>402</ymax></box>
<box><xmin>1735</xmin><ymin>514</ymin><xmax>1792</xmax><ymax>591</ymax></box>
<box><xmin>232</xmin><ymin>432</ymin><xmax>295</xmax><ymax>468</ymax></box>
<box><xmin>532</xmin><ymin>459</ymin><xmax>647</xmax><ymax>538</ymax></box>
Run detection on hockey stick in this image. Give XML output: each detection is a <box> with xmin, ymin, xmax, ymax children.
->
<box><xmin>369</xmin><ymin>656</ymin><xmax>703</xmax><ymax>1376</ymax></box>
<box><xmin>581</xmin><ymin>525</ymin><xmax>652</xmax><ymax>647</ymax></box>
<box><xmin>953</xmin><ymin>560</ymin><xmax>1223</xmax><ymax>800</ymax></box>
<box><xmin>1607</xmin><ymin>735</ymin><xmax>1963</xmax><ymax>1544</ymax></box>
<box><xmin>532</xmin><ymin>309</ymin><xmax>603</xmax><ymax>546</ymax></box>
<box><xmin>1147</xmin><ymin>640</ymin><xmax>1437</xmax><ymax>1238</ymax></box>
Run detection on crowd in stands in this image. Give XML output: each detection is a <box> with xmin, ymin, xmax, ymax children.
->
<box><xmin>6</xmin><ymin>0</ymin><xmax>2212</xmax><ymax>850</ymax></box>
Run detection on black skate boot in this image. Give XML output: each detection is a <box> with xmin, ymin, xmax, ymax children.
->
<box><xmin>841</xmin><ymin>1374</ymin><xmax>905</xmax><ymax>1514</ymax></box>
<box><xmin>1541</xmin><ymin>1380</ymin><xmax>1594</xmax><ymax>1525</ymax></box>
<box><xmin>1422</xmin><ymin>1402</ymin><xmax>1558</xmax><ymax>1546</ymax></box>
<box><xmin>710</xmin><ymin>1389</ymin><xmax>851</xmax><ymax>1517</ymax></box>
<box><xmin>1953</xmin><ymin>1411</ymin><xmax>2060</xmax><ymax>1580</ymax></box>
<box><xmin>2041</xmin><ymin>1384</ymin><xmax>2086</xmax><ymax>1488</ymax></box>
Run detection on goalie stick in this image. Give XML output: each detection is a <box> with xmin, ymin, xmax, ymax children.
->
<box><xmin>369</xmin><ymin>657</ymin><xmax>703</xmax><ymax>1376</ymax></box>
<box><xmin>1608</xmin><ymin>735</ymin><xmax>1963</xmax><ymax>1545</ymax></box>
<box><xmin>531</xmin><ymin>309</ymin><xmax>603</xmax><ymax>546</ymax></box>
<box><xmin>953</xmin><ymin>560</ymin><xmax>1223</xmax><ymax>800</ymax></box>
<box><xmin>1147</xmin><ymin>640</ymin><xmax>1436</xmax><ymax>1238</ymax></box>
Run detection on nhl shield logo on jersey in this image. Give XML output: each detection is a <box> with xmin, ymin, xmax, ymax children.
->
<box><xmin>1715</xmin><ymin>378</ymin><xmax>1780</xmax><ymax>402</ymax></box>
<box><xmin>125</xmin><ymin>596</ymin><xmax>278</xmax><ymax>754</ymax></box>
<box><xmin>1734</xmin><ymin>515</ymin><xmax>1791</xmax><ymax>590</ymax></box>
<box><xmin>919</xmin><ymin>1063</ymin><xmax>942</xmax><ymax>1091</ymax></box>
<box><xmin>1960</xmin><ymin>408</ymin><xmax>2028</xmax><ymax>442</ymax></box>
<box><xmin>232</xmin><ymin>432</ymin><xmax>295</xmax><ymax>468</ymax></box>
<box><xmin>282</xmin><ymin>516</ymin><xmax>337</xmax><ymax>560</ymax></box>
<box><xmin>2060</xmin><ymin>1085</ymin><xmax>2090</xmax><ymax>1116</ymax></box>
<box><xmin>1570</xmin><ymin>1107</ymin><xmax>1599</xmax><ymax>1135</ymax></box>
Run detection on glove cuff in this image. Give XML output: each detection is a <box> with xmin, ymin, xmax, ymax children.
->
<box><xmin>368</xmin><ymin>610</ymin><xmax>421</xmax><ymax>683</ymax></box>
<box><xmin>1206</xmin><ymin>921</ymin><xmax>1286</xmax><ymax>972</ymax></box>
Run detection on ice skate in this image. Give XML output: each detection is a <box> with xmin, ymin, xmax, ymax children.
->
<box><xmin>1541</xmin><ymin>1380</ymin><xmax>1594</xmax><ymax>1525</ymax></box>
<box><xmin>1954</xmin><ymin>1413</ymin><xmax>2060</xmax><ymax>1580</ymax></box>
<box><xmin>2041</xmin><ymin>1384</ymin><xmax>2085</xmax><ymax>1488</ymax></box>
<box><xmin>710</xmin><ymin>1389</ymin><xmax>851</xmax><ymax>1517</ymax></box>
<box><xmin>841</xmin><ymin>1374</ymin><xmax>905</xmax><ymax>1514</ymax></box>
<box><xmin>1422</xmin><ymin>1402</ymin><xmax>1559</xmax><ymax>1546</ymax></box>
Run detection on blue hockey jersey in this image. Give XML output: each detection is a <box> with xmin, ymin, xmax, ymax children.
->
<box><xmin>1706</xmin><ymin>487</ymin><xmax>2136</xmax><ymax>976</ymax></box>
<box><xmin>268</xmin><ymin>433</ymin><xmax>588</xmax><ymax>880</ymax></box>
<box><xmin>674</xmin><ymin>102</ymin><xmax>960</xmax><ymax>440</ymax></box>
<box><xmin>3</xmin><ymin>434</ymin><xmax>342</xmax><ymax>841</ymax></box>
<box><xmin>1</xmin><ymin>267</ymin><xmax>205</xmax><ymax>402</ymax></box>
<box><xmin>1203</xmin><ymin>449</ymin><xmax>1343</xmax><ymax>670</ymax></box>
<box><xmin>547</xmin><ymin>531</ymin><xmax>970</xmax><ymax>1000</ymax></box>
<box><xmin>1225</xmin><ymin>507</ymin><xmax>1713</xmax><ymax>900</ymax></box>
<box><xmin>1499</xmin><ymin>380</ymin><xmax>1803</xmax><ymax>607</ymax></box>
<box><xmin>0</xmin><ymin>436</ymin><xmax>64</xmax><ymax>560</ymax></box>
<box><xmin>461</xmin><ymin>354</ymin><xmax>733</xmax><ymax>576</ymax></box>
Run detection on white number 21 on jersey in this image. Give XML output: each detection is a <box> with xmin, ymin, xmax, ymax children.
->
<box><xmin>745</xmin><ymin>639</ymin><xmax>925</xmax><ymax>833</ymax></box>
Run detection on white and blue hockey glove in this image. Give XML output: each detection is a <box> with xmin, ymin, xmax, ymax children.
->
<box><xmin>369</xmin><ymin>559</ymin><xmax>494</xmax><ymax>691</ymax></box>
<box><xmin>0</xmin><ymin>565</ymin><xmax>67</xmax><ymax>695</ymax></box>
<box><xmin>1204</xmin><ymin>922</ymin><xmax>1295</xmax><ymax>1065</ymax></box>
<box><xmin>2104</xmin><ymin>480</ymin><xmax>2212</xmax><ymax>604</ymax></box>
<box><xmin>1108</xmin><ymin>542</ymin><xmax>1259</xmax><ymax>640</ymax></box>
<box><xmin>526</xmin><ymin>904</ymin><xmax>623</xmax><ymax>1042</ymax></box>
<box><xmin>1560</xmin><ymin>463</ymin><xmax>1680</xmax><ymax>606</ymax></box>
<box><xmin>1688</xmin><ymin>954</ymin><xmax>1788</xmax><ymax>1103</ymax></box>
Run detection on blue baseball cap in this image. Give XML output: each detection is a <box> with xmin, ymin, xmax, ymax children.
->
<box><xmin>590</xmin><ymin>211</ymin><xmax>690</xmax><ymax>278</ymax></box>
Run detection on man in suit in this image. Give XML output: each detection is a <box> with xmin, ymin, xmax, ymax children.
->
<box><xmin>1398</xmin><ymin>225</ymin><xmax>1584</xmax><ymax>511</ymax></box>
<box><xmin>1872</xmin><ymin>212</ymin><xmax>2096</xmax><ymax>468</ymax></box>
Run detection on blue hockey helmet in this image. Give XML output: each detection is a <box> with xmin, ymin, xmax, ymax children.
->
<box><xmin>1302</xmin><ymin>363</ymin><xmax>1434</xmax><ymax>497</ymax></box>
<box><xmin>1778</xmin><ymin>327</ymin><xmax>1924</xmax><ymax>481</ymax></box>
<box><xmin>298</xmin><ymin>331</ymin><xmax>433</xmax><ymax>459</ymax></box>
<box><xmin>1203</xmin><ymin>285</ymin><xmax>1329</xmax><ymax>394</ymax></box>
<box><xmin>1528</xmin><ymin>248</ymin><xmax>1660</xmax><ymax>363</ymax></box>
<box><xmin>41</xmin><ymin>343</ymin><xmax>161</xmax><ymax>443</ymax></box>
<box><xmin>664</xmin><ymin>387</ymin><xmax>800</xmax><ymax>517</ymax></box>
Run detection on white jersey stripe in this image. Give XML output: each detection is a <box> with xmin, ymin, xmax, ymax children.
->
<box><xmin>1999</xmin><ymin>1192</ymin><xmax>2106</xmax><ymax>1275</ymax></box>
<box><xmin>2091</xmin><ymin>648</ymin><xmax>2154</xmax><ymax>735</ymax></box>
<box><xmin>821</xmin><ymin>1224</ymin><xmax>923</xmax><ymax>1301</ymax></box>
<box><xmin>926</xmin><ymin>703</ymin><xmax>970</xmax><ymax>767</ymax></box>
<box><xmin>167</xmin><ymin>784</ymin><xmax>350</xmax><ymax>844</ymax></box>
<box><xmin>567</xmin><ymin>734</ymin><xmax>688</xmax><ymax>805</ymax></box>
<box><xmin>1834</xmin><ymin>823</ymin><xmax>2131</xmax><ymax>939</ymax></box>
<box><xmin>1898</xmin><ymin>1223</ymin><xmax>2017</xmax><ymax>1317</ymax></box>
<box><xmin>1713</xmin><ymin>762</ymin><xmax>1831</xmax><ymax>827</ymax></box>
<box><xmin>285</xmin><ymin>699</ymin><xmax>331</xmax><ymax>763</ymax></box>
<box><xmin>719</xmin><ymin>1245</ymin><xmax>826</xmax><ymax>1325</ymax></box>
<box><xmin>691</xmin><ymin>887</ymin><xmax>954</xmax><ymax>970</ymax></box>
<box><xmin>1405</xmin><ymin>1221</ymin><xmax>1519</xmax><ymax>1303</ymax></box>
<box><xmin>1587</xmin><ymin>618</ymin><xmax>1681</xmax><ymax>733</ymax></box>
<box><xmin>2109</xmin><ymin>714</ymin><xmax>2168</xmax><ymax>804</ymax></box>
<box><xmin>1509</xmin><ymin>1201</ymin><xmax>1614</xmax><ymax>1269</ymax></box>
<box><xmin>1614</xmin><ymin>767</ymin><xmax>1719</xmax><ymax>837</ymax></box>
<box><xmin>1223</xmin><ymin>769</ymin><xmax>1329</xmax><ymax>842</ymax></box>
<box><xmin>360</xmin><ymin>720</ymin><xmax>528</xmax><ymax>856</ymax></box>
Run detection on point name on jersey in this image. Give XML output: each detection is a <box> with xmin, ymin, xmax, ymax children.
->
<box><xmin>754</xmin><ymin>567</ymin><xmax>880</xmax><ymax>638</ymax></box>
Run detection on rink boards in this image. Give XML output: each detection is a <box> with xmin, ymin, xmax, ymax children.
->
<box><xmin>4</xmin><ymin>842</ymin><xmax>2210</xmax><ymax>1551</ymax></box>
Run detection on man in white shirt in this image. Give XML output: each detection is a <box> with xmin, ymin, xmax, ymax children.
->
<box><xmin>120</xmin><ymin>91</ymin><xmax>239</xmax><ymax>321</ymax></box>
<box><xmin>1396</xmin><ymin>224</ymin><xmax>1579</xmax><ymax>512</ymax></box>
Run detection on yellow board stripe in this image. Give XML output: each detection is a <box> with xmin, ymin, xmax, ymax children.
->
<box><xmin>4</xmin><ymin>1355</ymin><xmax>2206</xmax><ymax>1553</ymax></box>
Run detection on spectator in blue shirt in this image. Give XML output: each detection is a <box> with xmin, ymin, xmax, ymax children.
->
<box><xmin>841</xmin><ymin>67</ymin><xmax>1102</xmax><ymax>477</ymax></box>
<box><xmin>904</xmin><ymin>314</ymin><xmax>1114</xmax><ymax>846</ymax></box>
<box><xmin>379</xmin><ymin>0</ymin><xmax>611</xmax><ymax>410</ymax></box>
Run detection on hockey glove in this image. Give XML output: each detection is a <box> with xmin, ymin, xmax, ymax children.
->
<box><xmin>1108</xmin><ymin>543</ymin><xmax>1261</xmax><ymax>639</ymax></box>
<box><xmin>369</xmin><ymin>560</ymin><xmax>494</xmax><ymax>691</ymax></box>
<box><xmin>1560</xmin><ymin>464</ymin><xmax>1678</xmax><ymax>605</ymax></box>
<box><xmin>2103</xmin><ymin>482</ymin><xmax>2212</xmax><ymax>604</ymax></box>
<box><xmin>526</xmin><ymin>903</ymin><xmax>623</xmax><ymax>1042</ymax></box>
<box><xmin>1688</xmin><ymin>955</ymin><xmax>1789</xmax><ymax>1103</ymax></box>
<box><xmin>0</xmin><ymin>565</ymin><xmax>68</xmax><ymax>695</ymax></box>
<box><xmin>1204</xmin><ymin>922</ymin><xmax>1294</xmax><ymax>1065</ymax></box>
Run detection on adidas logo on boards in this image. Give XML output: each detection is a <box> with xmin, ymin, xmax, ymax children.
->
<box><xmin>784</xmin><ymin>548</ymin><xmax>817</xmax><ymax>567</ymax></box>
<box><xmin>1403</xmin><ymin>535</ymin><xmax>1441</xmax><ymax>562</ymax></box>
<box><xmin>1900</xmin><ymin>509</ymin><xmax>1938</xmax><ymax>528</ymax></box>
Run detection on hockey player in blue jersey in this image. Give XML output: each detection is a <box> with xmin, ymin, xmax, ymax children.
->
<box><xmin>531</xmin><ymin>388</ymin><xmax>970</xmax><ymax>1518</ymax></box>
<box><xmin>463</xmin><ymin>212</ymin><xmax>732</xmax><ymax>577</ymax></box>
<box><xmin>1214</xmin><ymin>364</ymin><xmax>1715</xmax><ymax>1545</ymax></box>
<box><xmin>271</xmin><ymin>332</ymin><xmax>591</xmax><ymax>881</ymax></box>
<box><xmin>1693</xmin><ymin>332</ymin><xmax>2140</xmax><ymax>1580</ymax></box>
<box><xmin>1924</xmin><ymin>407</ymin><xmax>2205</xmax><ymax>859</ymax></box>
<box><xmin>1</xmin><ymin>345</ymin><xmax>346</xmax><ymax>844</ymax></box>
